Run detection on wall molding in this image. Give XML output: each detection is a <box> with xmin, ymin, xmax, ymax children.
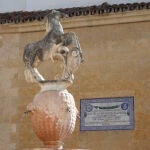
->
<box><xmin>0</xmin><ymin>10</ymin><xmax>150</xmax><ymax>34</ymax></box>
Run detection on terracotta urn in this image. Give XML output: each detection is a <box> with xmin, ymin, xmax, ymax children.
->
<box><xmin>27</xmin><ymin>82</ymin><xmax>78</xmax><ymax>149</ymax></box>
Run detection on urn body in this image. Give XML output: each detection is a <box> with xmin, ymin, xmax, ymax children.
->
<box><xmin>27</xmin><ymin>89</ymin><xmax>77</xmax><ymax>148</ymax></box>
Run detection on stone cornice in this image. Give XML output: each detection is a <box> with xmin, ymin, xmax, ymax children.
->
<box><xmin>0</xmin><ymin>9</ymin><xmax>150</xmax><ymax>34</ymax></box>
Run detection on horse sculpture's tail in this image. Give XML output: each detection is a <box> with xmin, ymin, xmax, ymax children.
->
<box><xmin>23</xmin><ymin>44</ymin><xmax>36</xmax><ymax>66</ymax></box>
<box><xmin>23</xmin><ymin>44</ymin><xmax>35</xmax><ymax>82</ymax></box>
<box><xmin>24</xmin><ymin>67</ymin><xmax>35</xmax><ymax>83</ymax></box>
<box><xmin>24</xmin><ymin>67</ymin><xmax>45</xmax><ymax>83</ymax></box>
<box><xmin>23</xmin><ymin>44</ymin><xmax>44</xmax><ymax>83</ymax></box>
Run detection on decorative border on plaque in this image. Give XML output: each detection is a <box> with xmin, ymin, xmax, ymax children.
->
<box><xmin>80</xmin><ymin>97</ymin><xmax>134</xmax><ymax>131</ymax></box>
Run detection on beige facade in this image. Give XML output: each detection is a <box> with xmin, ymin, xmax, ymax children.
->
<box><xmin>0</xmin><ymin>10</ymin><xmax>150</xmax><ymax>150</ymax></box>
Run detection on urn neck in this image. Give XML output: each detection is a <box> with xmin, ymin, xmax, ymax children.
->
<box><xmin>39</xmin><ymin>80</ymin><xmax>71</xmax><ymax>92</ymax></box>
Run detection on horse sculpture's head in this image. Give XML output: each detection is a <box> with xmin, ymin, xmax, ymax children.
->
<box><xmin>45</xmin><ymin>10</ymin><xmax>68</xmax><ymax>22</ymax></box>
<box><xmin>45</xmin><ymin>10</ymin><xmax>68</xmax><ymax>32</ymax></box>
<box><xmin>51</xmin><ymin>10</ymin><xmax>68</xmax><ymax>19</ymax></box>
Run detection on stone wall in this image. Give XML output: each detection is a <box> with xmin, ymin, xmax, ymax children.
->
<box><xmin>0</xmin><ymin>12</ymin><xmax>150</xmax><ymax>150</ymax></box>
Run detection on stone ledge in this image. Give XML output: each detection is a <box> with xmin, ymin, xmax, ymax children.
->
<box><xmin>0</xmin><ymin>10</ymin><xmax>149</xmax><ymax>34</ymax></box>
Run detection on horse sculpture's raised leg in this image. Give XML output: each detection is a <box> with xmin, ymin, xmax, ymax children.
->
<box><xmin>61</xmin><ymin>32</ymin><xmax>83</xmax><ymax>81</ymax></box>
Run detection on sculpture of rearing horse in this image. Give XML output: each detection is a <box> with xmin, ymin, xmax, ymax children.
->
<box><xmin>23</xmin><ymin>10</ymin><xmax>83</xmax><ymax>84</ymax></box>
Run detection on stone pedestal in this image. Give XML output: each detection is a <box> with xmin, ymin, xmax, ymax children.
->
<box><xmin>23</xmin><ymin>9</ymin><xmax>84</xmax><ymax>150</ymax></box>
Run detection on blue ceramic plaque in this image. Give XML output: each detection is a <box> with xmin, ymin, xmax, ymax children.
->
<box><xmin>80</xmin><ymin>97</ymin><xmax>134</xmax><ymax>131</ymax></box>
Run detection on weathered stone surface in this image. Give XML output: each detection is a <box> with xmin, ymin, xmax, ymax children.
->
<box><xmin>0</xmin><ymin>14</ymin><xmax>149</xmax><ymax>150</ymax></box>
<box><xmin>23</xmin><ymin>149</ymin><xmax>88</xmax><ymax>150</ymax></box>
<box><xmin>0</xmin><ymin>124</ymin><xmax>11</xmax><ymax>150</ymax></box>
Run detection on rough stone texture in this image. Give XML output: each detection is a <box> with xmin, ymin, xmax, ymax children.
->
<box><xmin>0</xmin><ymin>18</ymin><xmax>150</xmax><ymax>150</ymax></box>
<box><xmin>23</xmin><ymin>149</ymin><xmax>88</xmax><ymax>150</ymax></box>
